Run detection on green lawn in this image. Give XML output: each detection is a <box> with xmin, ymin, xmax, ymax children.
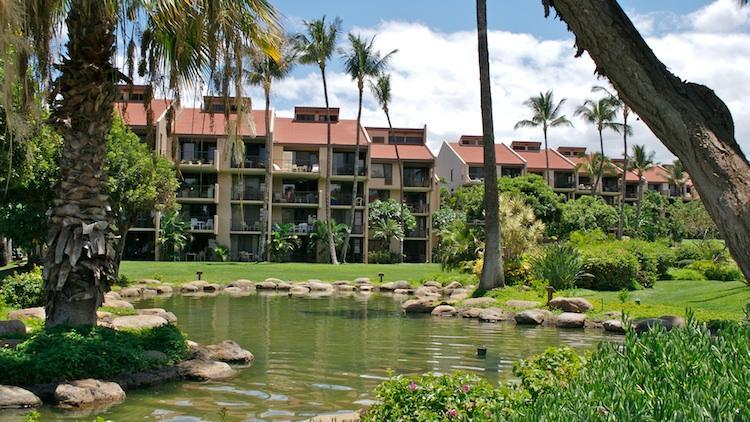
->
<box><xmin>488</xmin><ymin>279</ymin><xmax>750</xmax><ymax>321</ymax></box>
<box><xmin>119</xmin><ymin>261</ymin><xmax>460</xmax><ymax>285</ymax></box>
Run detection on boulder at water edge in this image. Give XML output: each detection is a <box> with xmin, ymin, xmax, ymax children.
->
<box><xmin>556</xmin><ymin>312</ymin><xmax>587</xmax><ymax>328</ymax></box>
<box><xmin>255</xmin><ymin>280</ymin><xmax>278</xmax><ymax>289</ymax></box>
<box><xmin>179</xmin><ymin>283</ymin><xmax>200</xmax><ymax>293</ymax></box>
<box><xmin>227</xmin><ymin>279</ymin><xmax>255</xmax><ymax>291</ymax></box>
<box><xmin>54</xmin><ymin>379</ymin><xmax>125</xmax><ymax>408</ymax></box>
<box><xmin>178</xmin><ymin>359</ymin><xmax>235</xmax><ymax>380</ymax></box>
<box><xmin>354</xmin><ymin>277</ymin><xmax>371</xmax><ymax>285</ymax></box>
<box><xmin>603</xmin><ymin>319</ymin><xmax>628</xmax><ymax>334</ymax></box>
<box><xmin>479</xmin><ymin>308</ymin><xmax>513</xmax><ymax>323</ymax></box>
<box><xmin>401</xmin><ymin>298</ymin><xmax>438</xmax><ymax>314</ymax></box>
<box><xmin>137</xmin><ymin>308</ymin><xmax>177</xmax><ymax>324</ymax></box>
<box><xmin>431</xmin><ymin>305</ymin><xmax>458</xmax><ymax>317</ymax></box>
<box><xmin>276</xmin><ymin>282</ymin><xmax>293</xmax><ymax>291</ymax></box>
<box><xmin>0</xmin><ymin>320</ymin><xmax>26</xmax><ymax>337</ymax></box>
<box><xmin>505</xmin><ymin>300</ymin><xmax>541</xmax><ymax>309</ymax></box>
<box><xmin>548</xmin><ymin>297</ymin><xmax>594</xmax><ymax>313</ymax></box>
<box><xmin>461</xmin><ymin>297</ymin><xmax>495</xmax><ymax>307</ymax></box>
<box><xmin>515</xmin><ymin>309</ymin><xmax>552</xmax><ymax>325</ymax></box>
<box><xmin>461</xmin><ymin>307</ymin><xmax>483</xmax><ymax>319</ymax></box>
<box><xmin>0</xmin><ymin>385</ymin><xmax>41</xmax><ymax>409</ymax></box>
<box><xmin>118</xmin><ymin>287</ymin><xmax>142</xmax><ymax>298</ymax></box>
<box><xmin>101</xmin><ymin>299</ymin><xmax>135</xmax><ymax>310</ymax></box>
<box><xmin>308</xmin><ymin>281</ymin><xmax>333</xmax><ymax>291</ymax></box>
<box><xmin>415</xmin><ymin>286</ymin><xmax>441</xmax><ymax>298</ymax></box>
<box><xmin>112</xmin><ymin>315</ymin><xmax>168</xmax><ymax>331</ymax></box>
<box><xmin>449</xmin><ymin>289</ymin><xmax>470</xmax><ymax>301</ymax></box>
<box><xmin>634</xmin><ymin>315</ymin><xmax>686</xmax><ymax>333</ymax></box>
<box><xmin>379</xmin><ymin>280</ymin><xmax>411</xmax><ymax>291</ymax></box>
<box><xmin>7</xmin><ymin>307</ymin><xmax>45</xmax><ymax>321</ymax></box>
<box><xmin>201</xmin><ymin>340</ymin><xmax>255</xmax><ymax>363</ymax></box>
<box><xmin>423</xmin><ymin>281</ymin><xmax>442</xmax><ymax>289</ymax></box>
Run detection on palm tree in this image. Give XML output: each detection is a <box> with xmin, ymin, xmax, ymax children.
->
<box><xmin>158</xmin><ymin>210</ymin><xmax>192</xmax><ymax>262</ymax></box>
<box><xmin>0</xmin><ymin>0</ymin><xmax>279</xmax><ymax>327</ymax></box>
<box><xmin>294</xmin><ymin>16</ymin><xmax>342</xmax><ymax>264</ymax></box>
<box><xmin>514</xmin><ymin>90</ymin><xmax>573</xmax><ymax>185</ymax></box>
<box><xmin>592</xmin><ymin>86</ymin><xmax>633</xmax><ymax>239</ymax></box>
<box><xmin>575</xmin><ymin>152</ymin><xmax>613</xmax><ymax>192</ymax></box>
<box><xmin>370</xmin><ymin>74</ymin><xmax>406</xmax><ymax>263</ymax></box>
<box><xmin>630</xmin><ymin>144</ymin><xmax>655</xmax><ymax>236</ymax></box>
<box><xmin>667</xmin><ymin>159</ymin><xmax>688</xmax><ymax>198</ymax></box>
<box><xmin>371</xmin><ymin>219</ymin><xmax>404</xmax><ymax>251</ymax></box>
<box><xmin>339</xmin><ymin>34</ymin><xmax>396</xmax><ymax>262</ymax></box>
<box><xmin>575</xmin><ymin>97</ymin><xmax>624</xmax><ymax>197</ymax></box>
<box><xmin>476</xmin><ymin>0</ymin><xmax>504</xmax><ymax>289</ymax></box>
<box><xmin>248</xmin><ymin>39</ymin><xmax>297</xmax><ymax>262</ymax></box>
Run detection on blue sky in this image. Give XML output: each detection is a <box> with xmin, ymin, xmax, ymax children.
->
<box><xmin>255</xmin><ymin>1</ymin><xmax>749</xmax><ymax>162</ymax></box>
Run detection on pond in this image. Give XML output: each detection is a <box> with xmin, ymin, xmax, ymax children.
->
<box><xmin>41</xmin><ymin>292</ymin><xmax>617</xmax><ymax>421</ymax></box>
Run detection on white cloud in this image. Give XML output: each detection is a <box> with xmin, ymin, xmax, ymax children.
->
<box><xmin>262</xmin><ymin>4</ymin><xmax>749</xmax><ymax>164</ymax></box>
<box><xmin>689</xmin><ymin>0</ymin><xmax>750</xmax><ymax>33</ymax></box>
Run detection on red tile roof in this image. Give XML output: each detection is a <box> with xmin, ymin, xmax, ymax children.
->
<box><xmin>115</xmin><ymin>100</ymin><xmax>170</xmax><ymax>127</ymax></box>
<box><xmin>643</xmin><ymin>165</ymin><xmax>671</xmax><ymax>183</ymax></box>
<box><xmin>515</xmin><ymin>149</ymin><xmax>575</xmax><ymax>171</ymax></box>
<box><xmin>371</xmin><ymin>144</ymin><xmax>434</xmax><ymax>161</ymax></box>
<box><xmin>273</xmin><ymin>117</ymin><xmax>368</xmax><ymax>145</ymax></box>
<box><xmin>172</xmin><ymin>108</ymin><xmax>266</xmax><ymax>137</ymax></box>
<box><xmin>449</xmin><ymin>142</ymin><xmax>525</xmax><ymax>166</ymax></box>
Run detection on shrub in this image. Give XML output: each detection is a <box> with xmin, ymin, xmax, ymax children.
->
<box><xmin>368</xmin><ymin>250</ymin><xmax>402</xmax><ymax>264</ymax></box>
<box><xmin>0</xmin><ymin>325</ymin><xmax>188</xmax><ymax>385</ymax></box>
<box><xmin>0</xmin><ymin>266</ymin><xmax>44</xmax><ymax>309</ymax></box>
<box><xmin>667</xmin><ymin>268</ymin><xmax>706</xmax><ymax>281</ymax></box>
<box><xmin>688</xmin><ymin>260</ymin><xmax>743</xmax><ymax>282</ymax></box>
<box><xmin>511</xmin><ymin>347</ymin><xmax>585</xmax><ymax>399</ymax></box>
<box><xmin>518</xmin><ymin>320</ymin><xmax>750</xmax><ymax>420</ymax></box>
<box><xmin>579</xmin><ymin>245</ymin><xmax>640</xmax><ymax>291</ymax></box>
<box><xmin>473</xmin><ymin>257</ymin><xmax>533</xmax><ymax>286</ymax></box>
<box><xmin>675</xmin><ymin>239</ymin><xmax>730</xmax><ymax>264</ymax></box>
<box><xmin>622</xmin><ymin>239</ymin><xmax>676</xmax><ymax>284</ymax></box>
<box><xmin>531</xmin><ymin>244</ymin><xmax>585</xmax><ymax>290</ymax></box>
<box><xmin>555</xmin><ymin>196</ymin><xmax>618</xmax><ymax>237</ymax></box>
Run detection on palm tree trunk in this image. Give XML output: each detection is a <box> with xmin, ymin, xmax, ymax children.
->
<box><xmin>321</xmin><ymin>66</ymin><xmax>339</xmax><ymax>264</ymax></box>
<box><xmin>543</xmin><ymin>126</ymin><xmax>550</xmax><ymax>186</ymax></box>
<box><xmin>387</xmin><ymin>112</ymin><xmax>405</xmax><ymax>263</ymax></box>
<box><xmin>546</xmin><ymin>0</ymin><xmax>750</xmax><ymax>281</ymax></box>
<box><xmin>635</xmin><ymin>172</ymin><xmax>644</xmax><ymax>236</ymax></box>
<box><xmin>341</xmin><ymin>83</ymin><xmax>364</xmax><ymax>262</ymax></box>
<box><xmin>476</xmin><ymin>0</ymin><xmax>504</xmax><ymax>290</ymax></box>
<box><xmin>596</xmin><ymin>127</ymin><xmax>605</xmax><ymax>196</ymax></box>
<box><xmin>617</xmin><ymin>108</ymin><xmax>629</xmax><ymax>239</ymax></box>
<box><xmin>260</xmin><ymin>83</ymin><xmax>272</xmax><ymax>261</ymax></box>
<box><xmin>44</xmin><ymin>2</ymin><xmax>118</xmax><ymax>327</ymax></box>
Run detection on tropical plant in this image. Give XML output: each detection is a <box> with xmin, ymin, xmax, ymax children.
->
<box><xmin>574</xmin><ymin>152</ymin><xmax>615</xmax><ymax>192</ymax></box>
<box><xmin>666</xmin><ymin>159</ymin><xmax>688</xmax><ymax>198</ymax></box>
<box><xmin>514</xmin><ymin>90</ymin><xmax>573</xmax><ymax>185</ymax></box>
<box><xmin>0</xmin><ymin>266</ymin><xmax>44</xmax><ymax>309</ymax></box>
<box><xmin>0</xmin><ymin>0</ymin><xmax>280</xmax><ymax>327</ymax></box>
<box><xmin>158</xmin><ymin>211</ymin><xmax>192</xmax><ymax>262</ymax></box>
<box><xmin>339</xmin><ymin>33</ymin><xmax>396</xmax><ymax>262</ymax></box>
<box><xmin>294</xmin><ymin>16</ymin><xmax>342</xmax><ymax>264</ymax></box>
<box><xmin>498</xmin><ymin>194</ymin><xmax>545</xmax><ymax>261</ymax></box>
<box><xmin>309</xmin><ymin>219</ymin><xmax>347</xmax><ymax>262</ymax></box>
<box><xmin>629</xmin><ymin>144</ymin><xmax>655</xmax><ymax>236</ymax></box>
<box><xmin>248</xmin><ymin>37</ymin><xmax>297</xmax><ymax>261</ymax></box>
<box><xmin>575</xmin><ymin>97</ymin><xmax>625</xmax><ymax>195</ymax></box>
<box><xmin>269</xmin><ymin>223</ymin><xmax>300</xmax><ymax>262</ymax></box>
<box><xmin>368</xmin><ymin>199</ymin><xmax>416</xmax><ymax>232</ymax></box>
<box><xmin>212</xmin><ymin>244</ymin><xmax>229</xmax><ymax>262</ymax></box>
<box><xmin>531</xmin><ymin>244</ymin><xmax>585</xmax><ymax>290</ymax></box>
<box><xmin>476</xmin><ymin>0</ymin><xmax>504</xmax><ymax>289</ymax></box>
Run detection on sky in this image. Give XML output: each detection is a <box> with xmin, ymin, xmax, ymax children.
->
<box><xmin>244</xmin><ymin>0</ymin><xmax>750</xmax><ymax>163</ymax></box>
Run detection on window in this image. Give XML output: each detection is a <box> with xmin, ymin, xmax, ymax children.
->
<box><xmin>370</xmin><ymin>163</ymin><xmax>393</xmax><ymax>180</ymax></box>
<box><xmin>468</xmin><ymin>166</ymin><xmax>484</xmax><ymax>181</ymax></box>
<box><xmin>372</xmin><ymin>136</ymin><xmax>385</xmax><ymax>144</ymax></box>
<box><xmin>450</xmin><ymin>169</ymin><xmax>454</xmax><ymax>182</ymax></box>
<box><xmin>295</xmin><ymin>113</ymin><xmax>315</xmax><ymax>121</ymax></box>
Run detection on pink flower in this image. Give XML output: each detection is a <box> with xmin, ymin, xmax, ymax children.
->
<box><xmin>462</xmin><ymin>384</ymin><xmax>470</xmax><ymax>393</ymax></box>
<box><xmin>408</xmin><ymin>381</ymin><xmax>418</xmax><ymax>391</ymax></box>
<box><xmin>448</xmin><ymin>409</ymin><xmax>458</xmax><ymax>418</ymax></box>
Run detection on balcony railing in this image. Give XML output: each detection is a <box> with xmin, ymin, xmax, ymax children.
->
<box><xmin>276</xmin><ymin>220</ymin><xmax>317</xmax><ymax>235</ymax></box>
<box><xmin>177</xmin><ymin>184</ymin><xmax>217</xmax><ymax>200</ymax></box>
<box><xmin>554</xmin><ymin>180</ymin><xmax>575</xmax><ymax>189</ymax></box>
<box><xmin>273</xmin><ymin>190</ymin><xmax>319</xmax><ymax>204</ymax></box>
<box><xmin>406</xmin><ymin>228</ymin><xmax>428</xmax><ymax>238</ymax></box>
<box><xmin>180</xmin><ymin>149</ymin><xmax>217</xmax><ymax>166</ymax></box>
<box><xmin>185</xmin><ymin>216</ymin><xmax>216</xmax><ymax>233</ymax></box>
<box><xmin>406</xmin><ymin>203</ymin><xmax>429</xmax><ymax>213</ymax></box>
<box><xmin>331</xmin><ymin>193</ymin><xmax>364</xmax><ymax>206</ymax></box>
<box><xmin>625</xmin><ymin>190</ymin><xmax>638</xmax><ymax>199</ymax></box>
<box><xmin>231</xmin><ymin>220</ymin><xmax>263</xmax><ymax>232</ymax></box>
<box><xmin>276</xmin><ymin>159</ymin><xmax>319</xmax><ymax>173</ymax></box>
<box><xmin>133</xmin><ymin>214</ymin><xmax>155</xmax><ymax>228</ymax></box>
<box><xmin>404</xmin><ymin>176</ymin><xmax>430</xmax><ymax>188</ymax></box>
<box><xmin>332</xmin><ymin>165</ymin><xmax>367</xmax><ymax>176</ymax></box>
<box><xmin>232</xmin><ymin>155</ymin><xmax>266</xmax><ymax>169</ymax></box>
<box><xmin>603</xmin><ymin>183</ymin><xmax>620</xmax><ymax>193</ymax></box>
<box><xmin>232</xmin><ymin>188</ymin><xmax>265</xmax><ymax>201</ymax></box>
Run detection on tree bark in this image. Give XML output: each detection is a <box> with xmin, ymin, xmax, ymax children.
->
<box><xmin>0</xmin><ymin>236</ymin><xmax>10</xmax><ymax>267</ymax></box>
<box><xmin>387</xmin><ymin>112</ymin><xmax>406</xmax><ymax>263</ymax></box>
<box><xmin>595</xmin><ymin>127</ymin><xmax>604</xmax><ymax>196</ymax></box>
<box><xmin>260</xmin><ymin>83</ymin><xmax>272</xmax><ymax>262</ymax></box>
<box><xmin>44</xmin><ymin>1</ymin><xmax>117</xmax><ymax>327</ymax></box>
<box><xmin>617</xmin><ymin>108</ymin><xmax>629</xmax><ymax>239</ymax></box>
<box><xmin>477</xmin><ymin>0</ymin><xmax>504</xmax><ymax>290</ymax></box>
<box><xmin>320</xmin><ymin>66</ymin><xmax>339</xmax><ymax>264</ymax></box>
<box><xmin>341</xmin><ymin>81</ymin><xmax>365</xmax><ymax>262</ymax></box>
<box><xmin>544</xmin><ymin>0</ymin><xmax>750</xmax><ymax>280</ymax></box>
<box><xmin>543</xmin><ymin>126</ymin><xmax>550</xmax><ymax>186</ymax></box>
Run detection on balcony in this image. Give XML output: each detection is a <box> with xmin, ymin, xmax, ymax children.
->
<box><xmin>186</xmin><ymin>215</ymin><xmax>217</xmax><ymax>234</ymax></box>
<box><xmin>406</xmin><ymin>227</ymin><xmax>428</xmax><ymax>238</ymax></box>
<box><xmin>403</xmin><ymin>175</ymin><xmax>431</xmax><ymax>188</ymax></box>
<box><xmin>275</xmin><ymin>159</ymin><xmax>319</xmax><ymax>173</ymax></box>
<box><xmin>232</xmin><ymin>188</ymin><xmax>265</xmax><ymax>201</ymax></box>
<box><xmin>602</xmin><ymin>182</ymin><xmax>620</xmax><ymax>193</ymax></box>
<box><xmin>179</xmin><ymin>148</ymin><xmax>219</xmax><ymax>170</ymax></box>
<box><xmin>231</xmin><ymin>155</ymin><xmax>266</xmax><ymax>170</ymax></box>
<box><xmin>133</xmin><ymin>213</ymin><xmax>155</xmax><ymax>229</ymax></box>
<box><xmin>331</xmin><ymin>193</ymin><xmax>364</xmax><ymax>206</ymax></box>
<box><xmin>273</xmin><ymin>190</ymin><xmax>319</xmax><ymax>205</ymax></box>
<box><xmin>231</xmin><ymin>220</ymin><xmax>263</xmax><ymax>232</ymax></box>
<box><xmin>554</xmin><ymin>174</ymin><xmax>575</xmax><ymax>190</ymax></box>
<box><xmin>406</xmin><ymin>203</ymin><xmax>429</xmax><ymax>214</ymax></box>
<box><xmin>332</xmin><ymin>164</ymin><xmax>367</xmax><ymax>177</ymax></box>
<box><xmin>177</xmin><ymin>184</ymin><xmax>217</xmax><ymax>201</ymax></box>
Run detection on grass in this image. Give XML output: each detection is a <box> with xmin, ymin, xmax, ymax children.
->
<box><xmin>120</xmin><ymin>261</ymin><xmax>461</xmax><ymax>285</ymax></box>
<box><xmin>486</xmin><ymin>279</ymin><xmax>750</xmax><ymax>321</ymax></box>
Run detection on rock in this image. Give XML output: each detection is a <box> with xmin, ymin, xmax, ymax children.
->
<box><xmin>335</xmin><ymin>284</ymin><xmax>356</xmax><ymax>291</ymax></box>
<box><xmin>515</xmin><ymin>309</ymin><xmax>551</xmax><ymax>325</ymax></box>
<box><xmin>255</xmin><ymin>280</ymin><xmax>278</xmax><ymax>290</ymax></box>
<box><xmin>0</xmin><ymin>385</ymin><xmax>42</xmax><ymax>409</ymax></box>
<box><xmin>401</xmin><ymin>298</ymin><xmax>438</xmax><ymax>314</ymax></box>
<box><xmin>54</xmin><ymin>379</ymin><xmax>125</xmax><ymax>408</ymax></box>
<box><xmin>357</xmin><ymin>284</ymin><xmax>373</xmax><ymax>292</ymax></box>
<box><xmin>548</xmin><ymin>297</ymin><xmax>594</xmax><ymax>313</ymax></box>
<box><xmin>415</xmin><ymin>286</ymin><xmax>440</xmax><ymax>298</ymax></box>
<box><xmin>423</xmin><ymin>281</ymin><xmax>442</xmax><ymax>289</ymax></box>
<box><xmin>104</xmin><ymin>291</ymin><xmax>121</xmax><ymax>300</ymax></box>
<box><xmin>112</xmin><ymin>315</ymin><xmax>168</xmax><ymax>331</ymax></box>
<box><xmin>154</xmin><ymin>285</ymin><xmax>173</xmax><ymax>295</ymax></box>
<box><xmin>190</xmin><ymin>280</ymin><xmax>209</xmax><ymax>289</ymax></box>
<box><xmin>0</xmin><ymin>320</ymin><xmax>26</xmax><ymax>337</ymax></box>
<box><xmin>393</xmin><ymin>288</ymin><xmax>414</xmax><ymax>295</ymax></box>
<box><xmin>449</xmin><ymin>289</ymin><xmax>470</xmax><ymax>301</ymax></box>
<box><xmin>111</xmin><ymin>366</ymin><xmax>181</xmax><ymax>390</ymax></box>
<box><xmin>603</xmin><ymin>319</ymin><xmax>627</xmax><ymax>334</ymax></box>
<box><xmin>461</xmin><ymin>307</ymin><xmax>483</xmax><ymax>318</ymax></box>
<box><xmin>7</xmin><ymin>307</ymin><xmax>45</xmax><ymax>321</ymax></box>
<box><xmin>479</xmin><ymin>308</ymin><xmax>513</xmax><ymax>323</ymax></box>
<box><xmin>179</xmin><ymin>283</ymin><xmax>200</xmax><ymax>293</ymax></box>
<box><xmin>379</xmin><ymin>280</ymin><xmax>411</xmax><ymax>291</ymax></box>
<box><xmin>140</xmin><ymin>279</ymin><xmax>161</xmax><ymax>285</ymax></box>
<box><xmin>444</xmin><ymin>281</ymin><xmax>463</xmax><ymax>290</ymax></box>
<box><xmin>505</xmin><ymin>300</ymin><xmax>541</xmax><ymax>309</ymax></box>
<box><xmin>178</xmin><ymin>359</ymin><xmax>235</xmax><ymax>381</ymax></box>
<box><xmin>462</xmin><ymin>297</ymin><xmax>495</xmax><ymax>307</ymax></box>
<box><xmin>431</xmin><ymin>305</ymin><xmax>458</xmax><ymax>317</ymax></box>
<box><xmin>96</xmin><ymin>311</ymin><xmax>113</xmax><ymax>320</ymax></box>
<box><xmin>333</xmin><ymin>280</ymin><xmax>352</xmax><ymax>286</ymax></box>
<box><xmin>223</xmin><ymin>287</ymin><xmax>244</xmax><ymax>295</ymax></box>
<box><xmin>308</xmin><ymin>281</ymin><xmax>333</xmax><ymax>291</ymax></box>
<box><xmin>201</xmin><ymin>340</ymin><xmax>254</xmax><ymax>363</ymax></box>
<box><xmin>521</xmin><ymin>285</ymin><xmax>532</xmax><ymax>291</ymax></box>
<box><xmin>101</xmin><ymin>299</ymin><xmax>134</xmax><ymax>310</ymax></box>
<box><xmin>0</xmin><ymin>339</ymin><xmax>22</xmax><ymax>349</ymax></box>
<box><xmin>276</xmin><ymin>282</ymin><xmax>293</xmax><ymax>291</ymax></box>
<box><xmin>143</xmin><ymin>350</ymin><xmax>168</xmax><ymax>361</ymax></box>
<box><xmin>634</xmin><ymin>315</ymin><xmax>686</xmax><ymax>334</ymax></box>
<box><xmin>289</xmin><ymin>286</ymin><xmax>311</xmax><ymax>296</ymax></box>
<box><xmin>141</xmin><ymin>289</ymin><xmax>158</xmax><ymax>298</ymax></box>
<box><xmin>227</xmin><ymin>279</ymin><xmax>254</xmax><ymax>291</ymax></box>
<box><xmin>354</xmin><ymin>277</ymin><xmax>371</xmax><ymax>284</ymax></box>
<box><xmin>203</xmin><ymin>283</ymin><xmax>222</xmax><ymax>292</ymax></box>
<box><xmin>556</xmin><ymin>312</ymin><xmax>587</xmax><ymax>328</ymax></box>
<box><xmin>137</xmin><ymin>308</ymin><xmax>177</xmax><ymax>324</ymax></box>
<box><xmin>118</xmin><ymin>287</ymin><xmax>142</xmax><ymax>298</ymax></box>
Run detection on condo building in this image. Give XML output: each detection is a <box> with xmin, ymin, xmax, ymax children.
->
<box><xmin>116</xmin><ymin>85</ymin><xmax>439</xmax><ymax>263</ymax></box>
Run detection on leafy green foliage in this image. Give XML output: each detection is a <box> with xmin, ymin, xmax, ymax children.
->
<box><xmin>309</xmin><ymin>219</ymin><xmax>348</xmax><ymax>261</ymax></box>
<box><xmin>212</xmin><ymin>244</ymin><xmax>230</xmax><ymax>262</ymax></box>
<box><xmin>0</xmin><ymin>266</ymin><xmax>44</xmax><ymax>308</ymax></box>
<box><xmin>368</xmin><ymin>250</ymin><xmax>401</xmax><ymax>264</ymax></box>
<box><xmin>621</xmin><ymin>239</ymin><xmax>676</xmax><ymax>284</ymax></box>
<box><xmin>270</xmin><ymin>223</ymin><xmax>300</xmax><ymax>262</ymax></box>
<box><xmin>667</xmin><ymin>268</ymin><xmax>706</xmax><ymax>281</ymax></box>
<box><xmin>688</xmin><ymin>260</ymin><xmax>744</xmax><ymax>282</ymax></box>
<box><xmin>579</xmin><ymin>243</ymin><xmax>640</xmax><ymax>291</ymax></box>
<box><xmin>0</xmin><ymin>325</ymin><xmax>188</xmax><ymax>385</ymax></box>
<box><xmin>512</xmin><ymin>347</ymin><xmax>585</xmax><ymax>400</ymax></box>
<box><xmin>159</xmin><ymin>210</ymin><xmax>192</xmax><ymax>261</ymax></box>
<box><xmin>368</xmin><ymin>199</ymin><xmax>416</xmax><ymax>232</ymax></box>
<box><xmin>555</xmin><ymin>196</ymin><xmax>618</xmax><ymax>237</ymax></box>
<box><xmin>669</xmin><ymin>199</ymin><xmax>719</xmax><ymax>240</ymax></box>
<box><xmin>675</xmin><ymin>239</ymin><xmax>730</xmax><ymax>265</ymax></box>
<box><xmin>531</xmin><ymin>243</ymin><xmax>585</xmax><ymax>290</ymax></box>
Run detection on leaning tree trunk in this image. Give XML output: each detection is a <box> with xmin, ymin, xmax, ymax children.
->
<box><xmin>44</xmin><ymin>2</ymin><xmax>118</xmax><ymax>327</ymax></box>
<box><xmin>543</xmin><ymin>0</ymin><xmax>750</xmax><ymax>280</ymax></box>
<box><xmin>388</xmin><ymin>113</ymin><xmax>406</xmax><ymax>263</ymax></box>
<box><xmin>341</xmin><ymin>82</ymin><xmax>364</xmax><ymax>262</ymax></box>
<box><xmin>477</xmin><ymin>0</ymin><xmax>504</xmax><ymax>290</ymax></box>
<box><xmin>320</xmin><ymin>66</ymin><xmax>339</xmax><ymax>264</ymax></box>
<box><xmin>260</xmin><ymin>83</ymin><xmax>272</xmax><ymax>262</ymax></box>
<box><xmin>617</xmin><ymin>108</ymin><xmax>629</xmax><ymax>239</ymax></box>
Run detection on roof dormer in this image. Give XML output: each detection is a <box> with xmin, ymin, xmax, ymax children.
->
<box><xmin>202</xmin><ymin>96</ymin><xmax>252</xmax><ymax>114</ymax></box>
<box><xmin>458</xmin><ymin>135</ymin><xmax>483</xmax><ymax>146</ymax></box>
<box><xmin>293</xmin><ymin>106</ymin><xmax>339</xmax><ymax>123</ymax></box>
<box><xmin>117</xmin><ymin>84</ymin><xmax>151</xmax><ymax>103</ymax></box>
<box><xmin>557</xmin><ymin>146</ymin><xmax>587</xmax><ymax>157</ymax></box>
<box><xmin>511</xmin><ymin>140</ymin><xmax>542</xmax><ymax>152</ymax></box>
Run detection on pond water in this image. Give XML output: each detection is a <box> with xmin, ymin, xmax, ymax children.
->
<box><xmin>39</xmin><ymin>292</ymin><xmax>616</xmax><ymax>421</ymax></box>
